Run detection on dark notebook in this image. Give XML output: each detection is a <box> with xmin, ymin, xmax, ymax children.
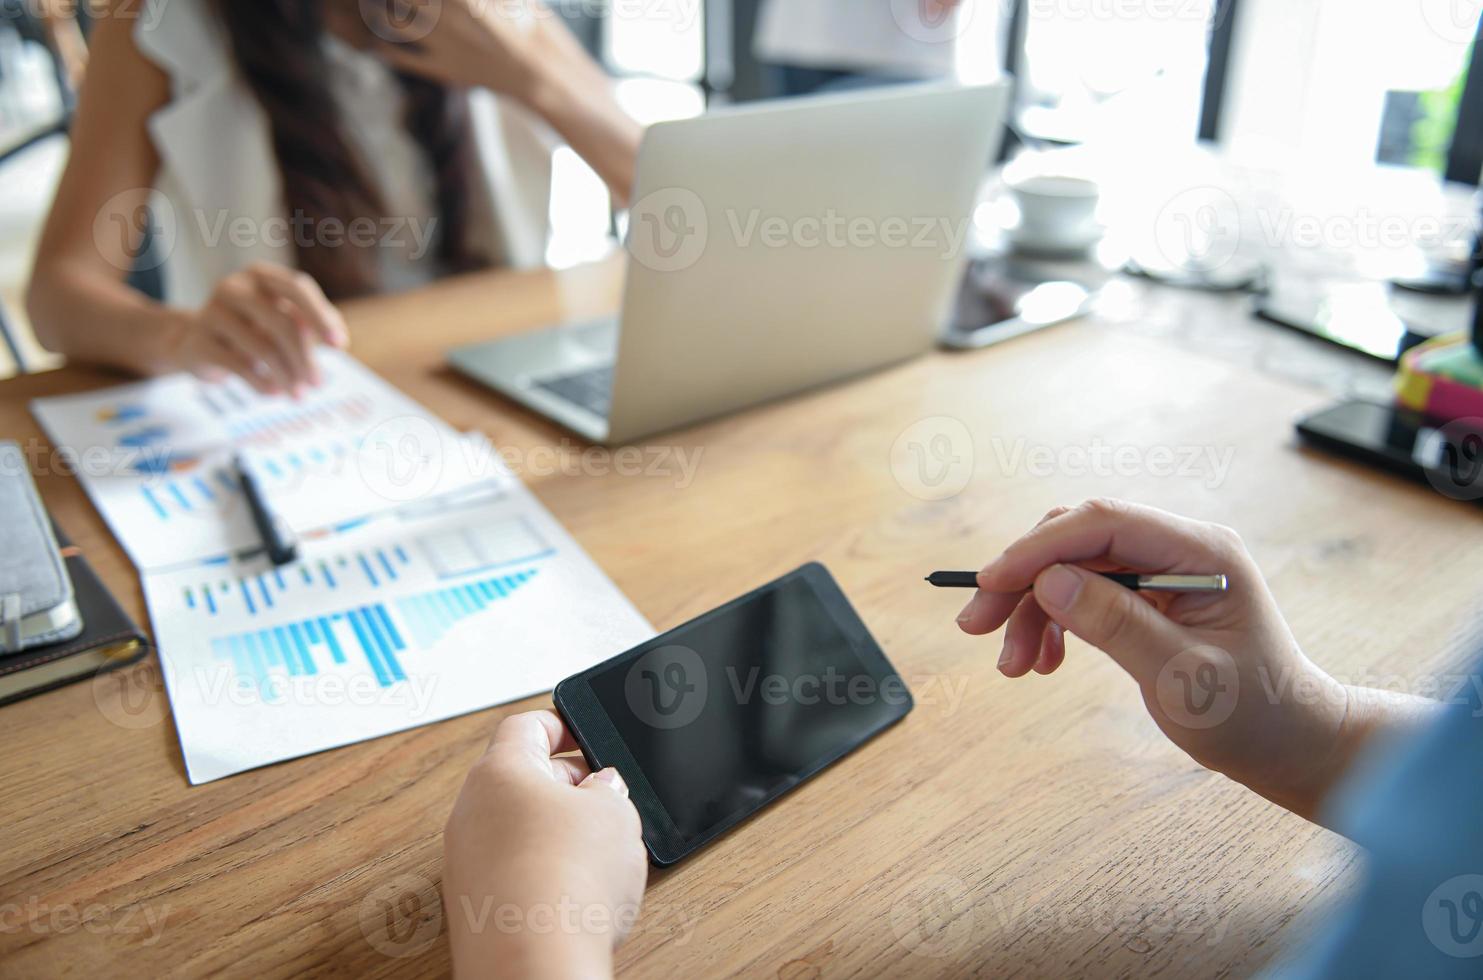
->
<box><xmin>0</xmin><ymin>526</ymin><xmax>149</xmax><ymax>706</ymax></box>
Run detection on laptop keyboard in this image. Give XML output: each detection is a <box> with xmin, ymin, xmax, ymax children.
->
<box><xmin>533</xmin><ymin>365</ymin><xmax>615</xmax><ymax>418</ymax></box>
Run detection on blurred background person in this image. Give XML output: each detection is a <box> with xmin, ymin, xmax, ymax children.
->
<box><xmin>24</xmin><ymin>0</ymin><xmax>641</xmax><ymax>397</ymax></box>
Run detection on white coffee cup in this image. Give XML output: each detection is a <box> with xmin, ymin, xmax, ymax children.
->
<box><xmin>1007</xmin><ymin>175</ymin><xmax>1102</xmax><ymax>252</ymax></box>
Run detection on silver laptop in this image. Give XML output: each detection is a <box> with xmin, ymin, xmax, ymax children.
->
<box><xmin>449</xmin><ymin>82</ymin><xmax>1010</xmax><ymax>444</ymax></box>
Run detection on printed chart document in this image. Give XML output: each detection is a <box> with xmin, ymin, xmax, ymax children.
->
<box><xmin>32</xmin><ymin>355</ymin><xmax>655</xmax><ymax>783</ymax></box>
<box><xmin>142</xmin><ymin>481</ymin><xmax>653</xmax><ymax>784</ymax></box>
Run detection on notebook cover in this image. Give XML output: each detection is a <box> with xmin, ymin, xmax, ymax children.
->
<box><xmin>0</xmin><ymin>525</ymin><xmax>150</xmax><ymax>706</ymax></box>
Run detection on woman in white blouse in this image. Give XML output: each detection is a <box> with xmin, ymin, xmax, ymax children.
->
<box><xmin>26</xmin><ymin>0</ymin><xmax>640</xmax><ymax>397</ymax></box>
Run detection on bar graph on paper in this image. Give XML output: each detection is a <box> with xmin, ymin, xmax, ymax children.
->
<box><xmin>40</xmin><ymin>355</ymin><xmax>657</xmax><ymax>785</ymax></box>
<box><xmin>175</xmin><ymin>516</ymin><xmax>554</xmax><ymax>616</ymax></box>
<box><xmin>209</xmin><ymin>569</ymin><xmax>539</xmax><ymax>696</ymax></box>
<box><xmin>142</xmin><ymin>481</ymin><xmax>655</xmax><ymax>784</ymax></box>
<box><xmin>166</xmin><ymin>512</ymin><xmax>558</xmax><ymax>697</ymax></box>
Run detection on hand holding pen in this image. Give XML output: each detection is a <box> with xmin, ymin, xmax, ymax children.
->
<box><xmin>943</xmin><ymin>499</ymin><xmax>1389</xmax><ymax>821</ymax></box>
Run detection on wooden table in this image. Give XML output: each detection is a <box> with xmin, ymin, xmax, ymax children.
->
<box><xmin>3</xmin><ymin>255</ymin><xmax>1482</xmax><ymax>978</ymax></box>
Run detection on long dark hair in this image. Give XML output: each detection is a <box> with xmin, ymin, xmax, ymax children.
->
<box><xmin>210</xmin><ymin>0</ymin><xmax>490</xmax><ymax>299</ymax></box>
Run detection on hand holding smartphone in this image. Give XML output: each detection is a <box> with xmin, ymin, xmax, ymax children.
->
<box><xmin>555</xmin><ymin>564</ymin><xmax>913</xmax><ymax>866</ymax></box>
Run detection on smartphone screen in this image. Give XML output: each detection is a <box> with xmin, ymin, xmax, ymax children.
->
<box><xmin>555</xmin><ymin>564</ymin><xmax>911</xmax><ymax>864</ymax></box>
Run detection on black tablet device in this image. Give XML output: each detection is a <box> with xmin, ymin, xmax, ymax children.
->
<box><xmin>553</xmin><ymin>563</ymin><xmax>913</xmax><ymax>867</ymax></box>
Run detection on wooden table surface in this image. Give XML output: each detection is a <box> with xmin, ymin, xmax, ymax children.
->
<box><xmin>3</xmin><ymin>255</ymin><xmax>1482</xmax><ymax>978</ymax></box>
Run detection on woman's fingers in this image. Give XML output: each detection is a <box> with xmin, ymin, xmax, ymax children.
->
<box><xmin>249</xmin><ymin>264</ymin><xmax>349</xmax><ymax>350</ymax></box>
<box><xmin>218</xmin><ymin>282</ymin><xmax>316</xmax><ymax>393</ymax></box>
<box><xmin>203</xmin><ymin>309</ymin><xmax>294</xmax><ymax>394</ymax></box>
<box><xmin>199</xmin><ymin>333</ymin><xmax>275</xmax><ymax>394</ymax></box>
<box><xmin>978</xmin><ymin>499</ymin><xmax>1239</xmax><ymax>594</ymax></box>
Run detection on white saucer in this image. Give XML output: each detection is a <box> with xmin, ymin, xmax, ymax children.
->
<box><xmin>1007</xmin><ymin>222</ymin><xmax>1105</xmax><ymax>258</ymax></box>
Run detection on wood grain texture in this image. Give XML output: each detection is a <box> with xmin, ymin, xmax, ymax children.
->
<box><xmin>2</xmin><ymin>256</ymin><xmax>1481</xmax><ymax>978</ymax></box>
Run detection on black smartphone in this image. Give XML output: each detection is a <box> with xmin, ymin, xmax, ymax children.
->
<box><xmin>1254</xmin><ymin>281</ymin><xmax>1431</xmax><ymax>363</ymax></box>
<box><xmin>553</xmin><ymin>563</ymin><xmax>913</xmax><ymax>867</ymax></box>
<box><xmin>1295</xmin><ymin>399</ymin><xmax>1483</xmax><ymax>503</ymax></box>
<box><xmin>941</xmin><ymin>258</ymin><xmax>1094</xmax><ymax>350</ymax></box>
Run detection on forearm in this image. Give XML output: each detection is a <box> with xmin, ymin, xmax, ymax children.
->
<box><xmin>517</xmin><ymin>30</ymin><xmax>641</xmax><ymax>204</ymax></box>
<box><xmin>28</xmin><ymin>258</ymin><xmax>188</xmax><ymax>376</ymax></box>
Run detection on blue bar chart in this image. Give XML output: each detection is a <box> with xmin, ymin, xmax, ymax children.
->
<box><xmin>396</xmin><ymin>571</ymin><xmax>539</xmax><ymax>648</ymax></box>
<box><xmin>175</xmin><ymin>539</ymin><xmax>472</xmax><ymax>617</ymax></box>
<box><xmin>174</xmin><ymin>511</ymin><xmax>554</xmax><ymax>619</ymax></box>
<box><xmin>205</xmin><ymin>569</ymin><xmax>539</xmax><ymax>697</ymax></box>
<box><xmin>132</xmin><ymin>466</ymin><xmax>658</xmax><ymax>784</ymax></box>
<box><xmin>209</xmin><ymin>603</ymin><xmax>407</xmax><ymax>696</ymax></box>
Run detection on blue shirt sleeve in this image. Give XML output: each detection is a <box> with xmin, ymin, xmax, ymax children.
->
<box><xmin>1267</xmin><ymin>675</ymin><xmax>1483</xmax><ymax>978</ymax></box>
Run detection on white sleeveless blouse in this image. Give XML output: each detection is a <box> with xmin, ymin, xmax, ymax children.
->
<box><xmin>134</xmin><ymin>0</ymin><xmax>555</xmax><ymax>307</ymax></box>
